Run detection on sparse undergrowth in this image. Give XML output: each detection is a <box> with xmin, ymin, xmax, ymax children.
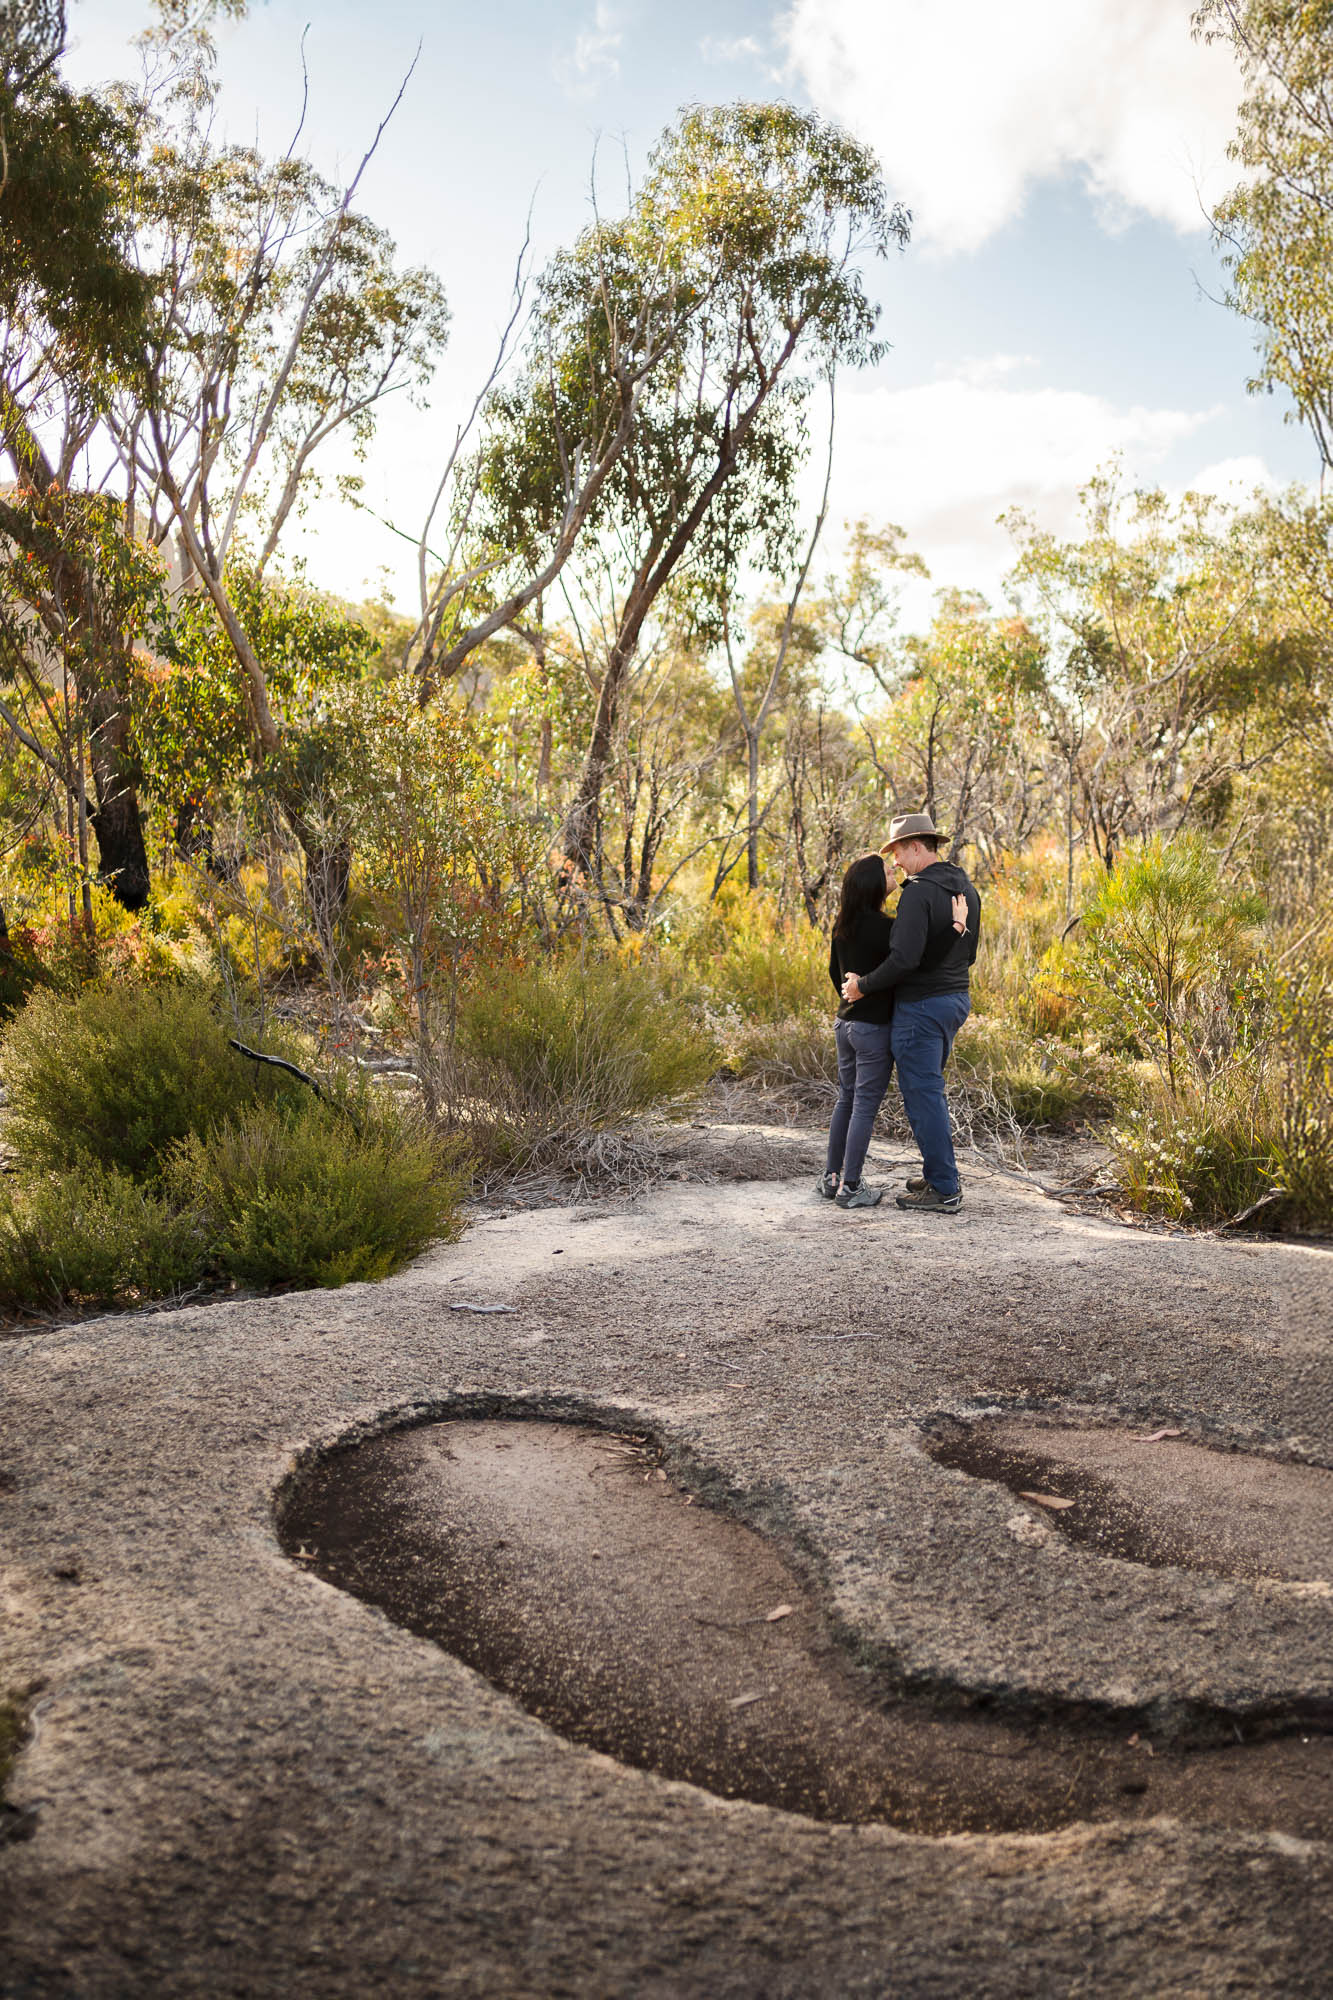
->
<box><xmin>430</xmin><ymin>953</ymin><xmax>717</xmax><ymax>1180</ymax></box>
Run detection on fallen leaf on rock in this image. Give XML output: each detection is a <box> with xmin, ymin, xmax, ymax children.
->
<box><xmin>448</xmin><ymin>1302</ymin><xmax>517</xmax><ymax>1314</ymax></box>
<box><xmin>765</xmin><ymin>1604</ymin><xmax>794</xmax><ymax>1622</ymax></box>
<box><xmin>1020</xmin><ymin>1491</ymin><xmax>1076</xmax><ymax>1510</ymax></box>
<box><xmin>1138</xmin><ymin>1427</ymin><xmax>1184</xmax><ymax>1443</ymax></box>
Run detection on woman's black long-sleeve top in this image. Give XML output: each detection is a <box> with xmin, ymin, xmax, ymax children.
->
<box><xmin>828</xmin><ymin>909</ymin><xmax>895</xmax><ymax>1024</ymax></box>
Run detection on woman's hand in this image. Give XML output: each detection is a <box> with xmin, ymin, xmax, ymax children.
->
<box><xmin>952</xmin><ymin>893</ymin><xmax>968</xmax><ymax>934</ymax></box>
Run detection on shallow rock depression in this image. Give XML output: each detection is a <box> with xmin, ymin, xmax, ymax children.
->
<box><xmin>925</xmin><ymin>1413</ymin><xmax>1333</xmax><ymax>1582</ymax></box>
<box><xmin>277</xmin><ymin>1418</ymin><xmax>1333</xmax><ymax>1842</ymax></box>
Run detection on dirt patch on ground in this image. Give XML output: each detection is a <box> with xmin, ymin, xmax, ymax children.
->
<box><xmin>927</xmin><ymin>1416</ymin><xmax>1333</xmax><ymax>1584</ymax></box>
<box><xmin>280</xmin><ymin>1417</ymin><xmax>1333</xmax><ymax>1841</ymax></box>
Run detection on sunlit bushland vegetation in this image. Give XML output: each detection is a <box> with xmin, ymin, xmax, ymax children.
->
<box><xmin>0</xmin><ymin>0</ymin><xmax>1329</xmax><ymax>1311</ymax></box>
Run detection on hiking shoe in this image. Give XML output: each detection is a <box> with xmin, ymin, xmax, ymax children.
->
<box><xmin>895</xmin><ymin>1183</ymin><xmax>962</xmax><ymax>1214</ymax></box>
<box><xmin>835</xmin><ymin>1180</ymin><xmax>883</xmax><ymax>1209</ymax></box>
<box><xmin>815</xmin><ymin>1172</ymin><xmax>840</xmax><ymax>1201</ymax></box>
<box><xmin>906</xmin><ymin>1173</ymin><xmax>962</xmax><ymax>1193</ymax></box>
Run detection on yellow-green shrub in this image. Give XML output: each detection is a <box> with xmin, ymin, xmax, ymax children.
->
<box><xmin>0</xmin><ymin>1162</ymin><xmax>205</xmax><ymax>1309</ymax></box>
<box><xmin>171</xmin><ymin>1089</ymin><xmax>465</xmax><ymax>1289</ymax></box>
<box><xmin>2</xmin><ymin>980</ymin><xmax>306</xmax><ymax>1182</ymax></box>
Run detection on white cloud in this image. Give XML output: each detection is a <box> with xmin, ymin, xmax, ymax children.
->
<box><xmin>555</xmin><ymin>3</ymin><xmax>622</xmax><ymax>97</ymax></box>
<box><xmin>820</xmin><ymin>367</ymin><xmax>1225</xmax><ymax>618</ymax></box>
<box><xmin>1177</xmin><ymin>454</ymin><xmax>1281</xmax><ymax>503</ymax></box>
<box><xmin>699</xmin><ymin>35</ymin><xmax>764</xmax><ymax>64</ymax></box>
<box><xmin>954</xmin><ymin>353</ymin><xmax>1040</xmax><ymax>389</ymax></box>
<box><xmin>781</xmin><ymin>0</ymin><xmax>1242</xmax><ymax>254</ymax></box>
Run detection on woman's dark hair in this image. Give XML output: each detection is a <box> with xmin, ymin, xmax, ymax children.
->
<box><xmin>833</xmin><ymin>852</ymin><xmax>888</xmax><ymax>940</ymax></box>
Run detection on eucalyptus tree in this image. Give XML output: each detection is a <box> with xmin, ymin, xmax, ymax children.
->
<box><xmin>1006</xmin><ymin>474</ymin><xmax>1316</xmax><ymax>874</ymax></box>
<box><xmin>0</xmin><ymin>0</ymin><xmax>65</xmax><ymax>94</ymax></box>
<box><xmin>1197</xmin><ymin>0</ymin><xmax>1333</xmax><ymax>469</ymax></box>
<box><xmin>106</xmin><ymin>53</ymin><xmax>450</xmax><ymax>919</ymax></box>
<box><xmin>459</xmin><ymin>103</ymin><xmax>907</xmax><ymax>894</ymax></box>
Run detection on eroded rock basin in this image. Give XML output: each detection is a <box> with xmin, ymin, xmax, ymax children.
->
<box><xmin>926</xmin><ymin>1415</ymin><xmax>1333</xmax><ymax>1582</ymax></box>
<box><xmin>277</xmin><ymin>1419</ymin><xmax>1333</xmax><ymax>1841</ymax></box>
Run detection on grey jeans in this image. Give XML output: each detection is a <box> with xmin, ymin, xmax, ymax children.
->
<box><xmin>825</xmin><ymin>1016</ymin><xmax>894</xmax><ymax>1186</ymax></box>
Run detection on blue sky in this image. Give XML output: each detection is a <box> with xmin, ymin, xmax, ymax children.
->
<box><xmin>67</xmin><ymin>0</ymin><xmax>1321</xmax><ymax>627</ymax></box>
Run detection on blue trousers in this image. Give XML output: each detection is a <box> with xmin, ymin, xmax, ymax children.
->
<box><xmin>825</xmin><ymin>1017</ymin><xmax>894</xmax><ymax>1186</ymax></box>
<box><xmin>890</xmin><ymin>992</ymin><xmax>971</xmax><ymax>1199</ymax></box>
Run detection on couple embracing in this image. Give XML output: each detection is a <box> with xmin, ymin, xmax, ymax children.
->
<box><xmin>819</xmin><ymin>812</ymin><xmax>981</xmax><ymax>1216</ymax></box>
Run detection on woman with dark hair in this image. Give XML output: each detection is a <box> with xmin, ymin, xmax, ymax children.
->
<box><xmin>820</xmin><ymin>852</ymin><xmax>967</xmax><ymax>1208</ymax></box>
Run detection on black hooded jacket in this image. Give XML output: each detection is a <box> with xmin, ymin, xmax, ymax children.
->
<box><xmin>856</xmin><ymin>860</ymin><xmax>981</xmax><ymax>1003</ymax></box>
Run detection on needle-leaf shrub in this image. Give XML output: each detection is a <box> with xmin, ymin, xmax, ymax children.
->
<box><xmin>170</xmin><ymin>1090</ymin><xmax>465</xmax><ymax>1289</ymax></box>
<box><xmin>0</xmin><ymin>1162</ymin><xmax>205</xmax><ymax>1309</ymax></box>
<box><xmin>1</xmin><ymin>981</ymin><xmax>304</xmax><ymax>1181</ymax></box>
<box><xmin>0</xmin><ymin>982</ymin><xmax>467</xmax><ymax>1308</ymax></box>
<box><xmin>1108</xmin><ymin>973</ymin><xmax>1333</xmax><ymax>1230</ymax></box>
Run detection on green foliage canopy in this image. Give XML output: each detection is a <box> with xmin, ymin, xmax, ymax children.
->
<box><xmin>1198</xmin><ymin>0</ymin><xmax>1333</xmax><ymax>466</ymax></box>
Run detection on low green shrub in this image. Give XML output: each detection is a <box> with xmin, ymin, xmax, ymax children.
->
<box><xmin>1070</xmin><ymin>837</ymin><xmax>1265</xmax><ymax>1085</ymax></box>
<box><xmin>695</xmin><ymin>924</ymin><xmax>829</xmax><ymax>1023</ymax></box>
<box><xmin>172</xmin><ymin>1089</ymin><xmax>465</xmax><ymax>1289</ymax></box>
<box><xmin>0</xmin><ymin>983</ymin><xmax>468</xmax><ymax>1309</ymax></box>
<box><xmin>2</xmin><ymin>980</ymin><xmax>304</xmax><ymax>1182</ymax></box>
<box><xmin>0</xmin><ymin>928</ymin><xmax>49</xmax><ymax>1021</ymax></box>
<box><xmin>438</xmin><ymin>954</ymin><xmax>716</xmax><ymax>1170</ymax></box>
<box><xmin>1111</xmin><ymin>1089</ymin><xmax>1275</xmax><ymax>1226</ymax></box>
<box><xmin>0</xmin><ymin>1162</ymin><xmax>205</xmax><ymax>1309</ymax></box>
<box><xmin>657</xmin><ymin>892</ymin><xmax>831</xmax><ymax>1022</ymax></box>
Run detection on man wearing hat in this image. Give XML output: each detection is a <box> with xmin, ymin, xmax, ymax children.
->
<box><xmin>840</xmin><ymin>812</ymin><xmax>981</xmax><ymax>1213</ymax></box>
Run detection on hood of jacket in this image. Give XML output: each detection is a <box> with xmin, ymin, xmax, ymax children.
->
<box><xmin>913</xmin><ymin>859</ymin><xmax>971</xmax><ymax>895</ymax></box>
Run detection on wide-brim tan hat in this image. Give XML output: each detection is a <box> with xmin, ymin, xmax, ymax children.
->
<box><xmin>882</xmin><ymin>811</ymin><xmax>949</xmax><ymax>849</ymax></box>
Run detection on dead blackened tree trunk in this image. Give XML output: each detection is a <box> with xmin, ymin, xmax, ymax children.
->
<box><xmin>0</xmin><ymin>423</ymin><xmax>156</xmax><ymax>912</ymax></box>
<box><xmin>86</xmin><ymin>734</ymin><xmax>151</xmax><ymax>906</ymax></box>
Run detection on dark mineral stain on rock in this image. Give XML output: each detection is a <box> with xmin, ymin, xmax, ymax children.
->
<box><xmin>277</xmin><ymin>1420</ymin><xmax>1333</xmax><ymax>1840</ymax></box>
